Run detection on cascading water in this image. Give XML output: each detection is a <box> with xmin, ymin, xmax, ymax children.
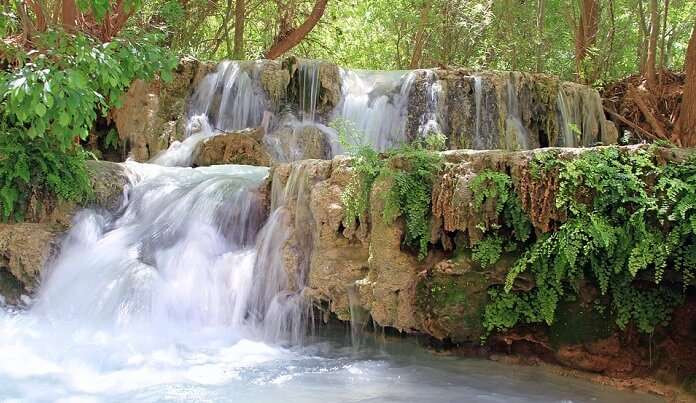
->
<box><xmin>297</xmin><ymin>61</ymin><xmax>321</xmax><ymax>123</ymax></box>
<box><xmin>504</xmin><ymin>74</ymin><xmax>531</xmax><ymax>150</ymax></box>
<box><xmin>473</xmin><ymin>76</ymin><xmax>483</xmax><ymax>144</ymax></box>
<box><xmin>416</xmin><ymin>70</ymin><xmax>445</xmax><ymax>138</ymax></box>
<box><xmin>556</xmin><ymin>86</ymin><xmax>581</xmax><ymax>147</ymax></box>
<box><xmin>334</xmin><ymin>69</ymin><xmax>415</xmax><ymax>151</ymax></box>
<box><xmin>152</xmin><ymin>61</ymin><xmax>270</xmax><ymax>167</ymax></box>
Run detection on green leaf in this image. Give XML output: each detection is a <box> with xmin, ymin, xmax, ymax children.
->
<box><xmin>34</xmin><ymin>103</ymin><xmax>47</xmax><ymax>117</ymax></box>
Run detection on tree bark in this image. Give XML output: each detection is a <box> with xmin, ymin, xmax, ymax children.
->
<box><xmin>264</xmin><ymin>0</ymin><xmax>328</xmax><ymax>59</ymax></box>
<box><xmin>233</xmin><ymin>0</ymin><xmax>245</xmax><ymax>59</ymax></box>
<box><xmin>535</xmin><ymin>0</ymin><xmax>546</xmax><ymax>72</ymax></box>
<box><xmin>574</xmin><ymin>0</ymin><xmax>599</xmax><ymax>82</ymax></box>
<box><xmin>61</xmin><ymin>0</ymin><xmax>79</xmax><ymax>32</ymax></box>
<box><xmin>659</xmin><ymin>0</ymin><xmax>670</xmax><ymax>83</ymax></box>
<box><xmin>409</xmin><ymin>0</ymin><xmax>432</xmax><ymax>69</ymax></box>
<box><xmin>27</xmin><ymin>0</ymin><xmax>47</xmax><ymax>32</ymax></box>
<box><xmin>645</xmin><ymin>0</ymin><xmax>660</xmax><ymax>88</ymax></box>
<box><xmin>675</xmin><ymin>23</ymin><xmax>696</xmax><ymax>147</ymax></box>
<box><xmin>637</xmin><ymin>0</ymin><xmax>649</xmax><ymax>73</ymax></box>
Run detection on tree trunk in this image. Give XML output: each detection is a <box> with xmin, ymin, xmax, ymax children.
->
<box><xmin>61</xmin><ymin>0</ymin><xmax>78</xmax><ymax>32</ymax></box>
<box><xmin>574</xmin><ymin>0</ymin><xmax>599</xmax><ymax>82</ymax></box>
<box><xmin>233</xmin><ymin>0</ymin><xmax>245</xmax><ymax>59</ymax></box>
<box><xmin>659</xmin><ymin>0</ymin><xmax>670</xmax><ymax>83</ymax></box>
<box><xmin>222</xmin><ymin>0</ymin><xmax>234</xmax><ymax>57</ymax></box>
<box><xmin>675</xmin><ymin>23</ymin><xmax>696</xmax><ymax>147</ymax></box>
<box><xmin>27</xmin><ymin>0</ymin><xmax>47</xmax><ymax>32</ymax></box>
<box><xmin>264</xmin><ymin>0</ymin><xmax>328</xmax><ymax>59</ymax></box>
<box><xmin>409</xmin><ymin>0</ymin><xmax>432</xmax><ymax>69</ymax></box>
<box><xmin>535</xmin><ymin>0</ymin><xmax>546</xmax><ymax>72</ymax></box>
<box><xmin>645</xmin><ymin>0</ymin><xmax>660</xmax><ymax>88</ymax></box>
<box><xmin>637</xmin><ymin>0</ymin><xmax>649</xmax><ymax>73</ymax></box>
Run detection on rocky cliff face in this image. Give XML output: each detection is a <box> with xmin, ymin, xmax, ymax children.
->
<box><xmin>270</xmin><ymin>145</ymin><xmax>696</xmax><ymax>385</ymax></box>
<box><xmin>113</xmin><ymin>58</ymin><xmax>214</xmax><ymax>161</ymax></box>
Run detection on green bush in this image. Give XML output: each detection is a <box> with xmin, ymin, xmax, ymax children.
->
<box><xmin>0</xmin><ymin>29</ymin><xmax>176</xmax><ymax>220</ymax></box>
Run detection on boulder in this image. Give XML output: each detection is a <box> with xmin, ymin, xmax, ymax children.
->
<box><xmin>194</xmin><ymin>128</ymin><xmax>272</xmax><ymax>167</ymax></box>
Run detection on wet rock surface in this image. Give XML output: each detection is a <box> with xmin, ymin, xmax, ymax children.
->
<box><xmin>194</xmin><ymin>128</ymin><xmax>272</xmax><ymax>167</ymax></box>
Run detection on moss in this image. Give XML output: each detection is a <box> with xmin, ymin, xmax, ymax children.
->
<box><xmin>417</xmin><ymin>268</ymin><xmax>488</xmax><ymax>342</ymax></box>
<box><xmin>548</xmin><ymin>300</ymin><xmax>615</xmax><ymax>347</ymax></box>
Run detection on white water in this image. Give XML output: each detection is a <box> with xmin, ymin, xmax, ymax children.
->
<box><xmin>151</xmin><ymin>61</ymin><xmax>270</xmax><ymax>167</ymax></box>
<box><xmin>416</xmin><ymin>70</ymin><xmax>445</xmax><ymax>139</ymax></box>
<box><xmin>505</xmin><ymin>75</ymin><xmax>530</xmax><ymax>150</ymax></box>
<box><xmin>334</xmin><ymin>69</ymin><xmax>415</xmax><ymax>151</ymax></box>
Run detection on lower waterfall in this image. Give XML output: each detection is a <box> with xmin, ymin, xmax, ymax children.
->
<box><xmin>0</xmin><ymin>152</ymin><xmax>660</xmax><ymax>401</ymax></box>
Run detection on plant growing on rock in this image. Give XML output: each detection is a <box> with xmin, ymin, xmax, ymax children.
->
<box><xmin>482</xmin><ymin>147</ymin><xmax>695</xmax><ymax>336</ymax></box>
<box><xmin>468</xmin><ymin>170</ymin><xmax>532</xmax><ymax>268</ymax></box>
<box><xmin>334</xmin><ymin>119</ymin><xmax>443</xmax><ymax>259</ymax></box>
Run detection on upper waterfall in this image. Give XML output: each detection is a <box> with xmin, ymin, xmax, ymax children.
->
<box><xmin>142</xmin><ymin>58</ymin><xmax>616</xmax><ymax>168</ymax></box>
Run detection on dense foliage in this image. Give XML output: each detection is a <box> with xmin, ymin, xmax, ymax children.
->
<box><xmin>132</xmin><ymin>0</ymin><xmax>694</xmax><ymax>85</ymax></box>
<box><xmin>482</xmin><ymin>147</ymin><xmax>695</xmax><ymax>336</ymax></box>
<box><xmin>0</xmin><ymin>23</ymin><xmax>175</xmax><ymax>220</ymax></box>
<box><xmin>469</xmin><ymin>171</ymin><xmax>532</xmax><ymax>268</ymax></box>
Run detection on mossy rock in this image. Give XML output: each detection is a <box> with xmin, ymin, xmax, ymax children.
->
<box><xmin>417</xmin><ymin>256</ymin><xmax>489</xmax><ymax>342</ymax></box>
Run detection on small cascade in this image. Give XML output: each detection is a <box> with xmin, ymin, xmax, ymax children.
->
<box><xmin>556</xmin><ymin>86</ymin><xmax>582</xmax><ymax>147</ymax></box>
<box><xmin>297</xmin><ymin>61</ymin><xmax>321</xmax><ymax>122</ymax></box>
<box><xmin>473</xmin><ymin>76</ymin><xmax>483</xmax><ymax>143</ymax></box>
<box><xmin>188</xmin><ymin>61</ymin><xmax>268</xmax><ymax>132</ymax></box>
<box><xmin>416</xmin><ymin>70</ymin><xmax>445</xmax><ymax>138</ymax></box>
<box><xmin>250</xmin><ymin>161</ymin><xmax>320</xmax><ymax>344</ymax></box>
<box><xmin>264</xmin><ymin>118</ymin><xmax>341</xmax><ymax>163</ymax></box>
<box><xmin>504</xmin><ymin>74</ymin><xmax>530</xmax><ymax>150</ymax></box>
<box><xmin>334</xmin><ymin>69</ymin><xmax>415</xmax><ymax>151</ymax></box>
<box><xmin>35</xmin><ymin>162</ymin><xmax>269</xmax><ymax>331</ymax></box>
<box><xmin>151</xmin><ymin>61</ymin><xmax>270</xmax><ymax>167</ymax></box>
<box><xmin>556</xmin><ymin>83</ymin><xmax>611</xmax><ymax>147</ymax></box>
<box><xmin>347</xmin><ymin>283</ymin><xmax>370</xmax><ymax>351</ymax></box>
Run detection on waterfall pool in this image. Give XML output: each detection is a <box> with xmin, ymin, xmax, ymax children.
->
<box><xmin>0</xmin><ymin>310</ymin><xmax>662</xmax><ymax>402</ymax></box>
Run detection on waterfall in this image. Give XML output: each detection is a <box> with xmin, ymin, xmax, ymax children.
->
<box><xmin>151</xmin><ymin>61</ymin><xmax>270</xmax><ymax>167</ymax></box>
<box><xmin>34</xmin><ymin>162</ymin><xmax>273</xmax><ymax>332</ymax></box>
<box><xmin>298</xmin><ymin>61</ymin><xmax>321</xmax><ymax>122</ymax></box>
<box><xmin>473</xmin><ymin>76</ymin><xmax>483</xmax><ymax>145</ymax></box>
<box><xmin>504</xmin><ymin>74</ymin><xmax>530</xmax><ymax>150</ymax></box>
<box><xmin>416</xmin><ymin>70</ymin><xmax>445</xmax><ymax>139</ymax></box>
<box><xmin>333</xmin><ymin>69</ymin><xmax>415</xmax><ymax>151</ymax></box>
<box><xmin>556</xmin><ymin>86</ymin><xmax>581</xmax><ymax>147</ymax></box>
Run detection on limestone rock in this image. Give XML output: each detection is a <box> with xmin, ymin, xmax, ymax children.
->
<box><xmin>86</xmin><ymin>160</ymin><xmax>129</xmax><ymax>211</ymax></box>
<box><xmin>194</xmin><ymin>128</ymin><xmax>272</xmax><ymax>167</ymax></box>
<box><xmin>260</xmin><ymin>60</ymin><xmax>291</xmax><ymax>106</ymax></box>
<box><xmin>0</xmin><ymin>223</ymin><xmax>59</xmax><ymax>297</ymax></box>
<box><xmin>114</xmin><ymin>58</ymin><xmax>212</xmax><ymax>161</ymax></box>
